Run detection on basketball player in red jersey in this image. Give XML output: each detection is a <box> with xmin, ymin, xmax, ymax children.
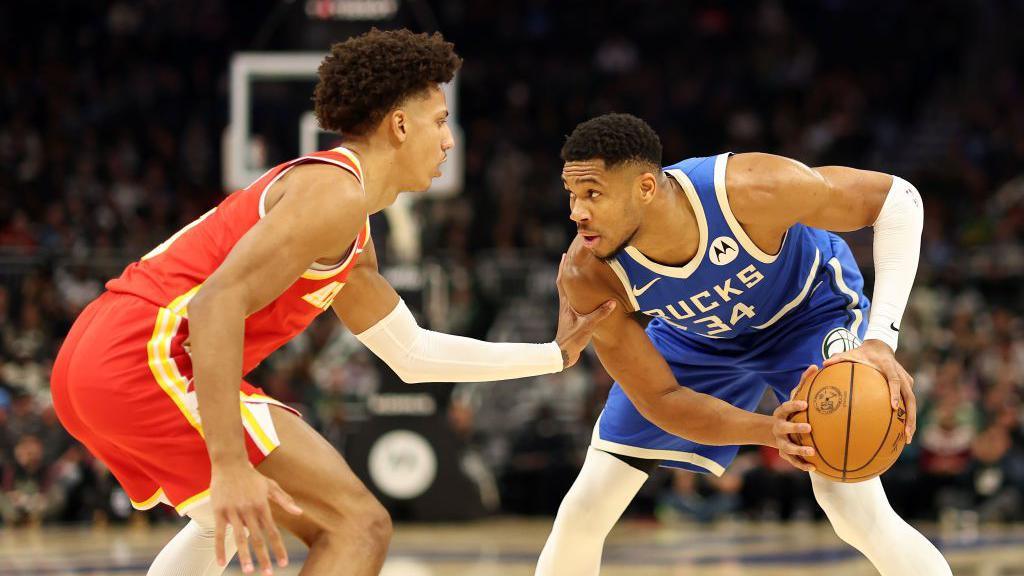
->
<box><xmin>50</xmin><ymin>30</ymin><xmax>613</xmax><ymax>576</ymax></box>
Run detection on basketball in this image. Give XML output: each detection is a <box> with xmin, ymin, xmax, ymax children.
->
<box><xmin>788</xmin><ymin>361</ymin><xmax>907</xmax><ymax>482</ymax></box>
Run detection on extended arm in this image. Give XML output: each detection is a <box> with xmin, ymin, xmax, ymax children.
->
<box><xmin>331</xmin><ymin>242</ymin><xmax>613</xmax><ymax>383</ymax></box>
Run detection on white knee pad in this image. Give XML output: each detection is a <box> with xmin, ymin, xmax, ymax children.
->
<box><xmin>186</xmin><ymin>502</ymin><xmax>217</xmax><ymax>535</ymax></box>
<box><xmin>812</xmin><ymin>474</ymin><xmax>883</xmax><ymax>547</ymax></box>
<box><xmin>147</xmin><ymin>502</ymin><xmax>237</xmax><ymax>576</ymax></box>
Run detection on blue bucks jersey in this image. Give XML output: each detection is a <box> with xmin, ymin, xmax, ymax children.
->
<box><xmin>609</xmin><ymin>153</ymin><xmax>867</xmax><ymax>340</ymax></box>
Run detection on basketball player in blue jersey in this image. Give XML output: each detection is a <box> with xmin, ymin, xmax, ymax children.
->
<box><xmin>536</xmin><ymin>113</ymin><xmax>951</xmax><ymax>576</ymax></box>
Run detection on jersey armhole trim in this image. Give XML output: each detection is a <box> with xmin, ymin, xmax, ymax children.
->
<box><xmin>605</xmin><ymin>259</ymin><xmax>641</xmax><ymax>312</ymax></box>
<box><xmin>713</xmin><ymin>152</ymin><xmax>787</xmax><ymax>264</ymax></box>
<box><xmin>258</xmin><ymin>156</ymin><xmax>363</xmax><ymax>219</ymax></box>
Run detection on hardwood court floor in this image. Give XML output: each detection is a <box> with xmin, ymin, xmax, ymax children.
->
<box><xmin>2</xmin><ymin>518</ymin><xmax>1023</xmax><ymax>575</ymax></box>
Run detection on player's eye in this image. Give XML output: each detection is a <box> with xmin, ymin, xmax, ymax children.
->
<box><xmin>588</xmin><ymin>190</ymin><xmax>601</xmax><ymax>199</ymax></box>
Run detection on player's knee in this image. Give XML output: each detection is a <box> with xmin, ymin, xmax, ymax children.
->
<box><xmin>814</xmin><ymin>491</ymin><xmax>873</xmax><ymax>546</ymax></box>
<box><xmin>321</xmin><ymin>490</ymin><xmax>392</xmax><ymax>546</ymax></box>
<box><xmin>314</xmin><ymin>499</ymin><xmax>391</xmax><ymax>556</ymax></box>
<box><xmin>186</xmin><ymin>502</ymin><xmax>217</xmax><ymax>535</ymax></box>
<box><xmin>364</xmin><ymin>501</ymin><xmax>393</xmax><ymax>544</ymax></box>
<box><xmin>554</xmin><ymin>486</ymin><xmax>611</xmax><ymax>534</ymax></box>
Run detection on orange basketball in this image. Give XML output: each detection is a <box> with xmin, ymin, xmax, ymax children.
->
<box><xmin>787</xmin><ymin>361</ymin><xmax>907</xmax><ymax>482</ymax></box>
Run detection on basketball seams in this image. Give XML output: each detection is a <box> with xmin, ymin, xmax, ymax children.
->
<box><xmin>844</xmin><ymin>363</ymin><xmax>898</xmax><ymax>473</ymax></box>
<box><xmin>840</xmin><ymin>362</ymin><xmax>855</xmax><ymax>481</ymax></box>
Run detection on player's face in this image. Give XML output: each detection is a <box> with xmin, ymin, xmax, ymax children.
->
<box><xmin>396</xmin><ymin>86</ymin><xmax>454</xmax><ymax>191</ymax></box>
<box><xmin>563</xmin><ymin>160</ymin><xmax>644</xmax><ymax>260</ymax></box>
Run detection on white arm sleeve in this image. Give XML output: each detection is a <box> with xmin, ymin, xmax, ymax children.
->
<box><xmin>863</xmin><ymin>176</ymin><xmax>923</xmax><ymax>351</ymax></box>
<box><xmin>354</xmin><ymin>299</ymin><xmax>564</xmax><ymax>384</ymax></box>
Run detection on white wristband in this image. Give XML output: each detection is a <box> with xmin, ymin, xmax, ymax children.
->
<box><xmin>355</xmin><ymin>299</ymin><xmax>564</xmax><ymax>383</ymax></box>
<box><xmin>863</xmin><ymin>176</ymin><xmax>923</xmax><ymax>352</ymax></box>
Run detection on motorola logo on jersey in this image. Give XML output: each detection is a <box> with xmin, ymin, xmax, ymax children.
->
<box><xmin>709</xmin><ymin>236</ymin><xmax>739</xmax><ymax>266</ymax></box>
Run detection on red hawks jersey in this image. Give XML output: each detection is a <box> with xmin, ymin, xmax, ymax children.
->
<box><xmin>106</xmin><ymin>147</ymin><xmax>370</xmax><ymax>374</ymax></box>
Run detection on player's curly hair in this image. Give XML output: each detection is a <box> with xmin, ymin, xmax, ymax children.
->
<box><xmin>561</xmin><ymin>113</ymin><xmax>662</xmax><ymax>169</ymax></box>
<box><xmin>314</xmin><ymin>28</ymin><xmax>462</xmax><ymax>137</ymax></box>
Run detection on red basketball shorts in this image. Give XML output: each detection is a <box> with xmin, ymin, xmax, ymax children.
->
<box><xmin>51</xmin><ymin>291</ymin><xmax>298</xmax><ymax>516</ymax></box>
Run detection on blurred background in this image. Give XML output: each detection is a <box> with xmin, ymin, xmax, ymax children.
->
<box><xmin>1</xmin><ymin>0</ymin><xmax>1023</xmax><ymax>541</ymax></box>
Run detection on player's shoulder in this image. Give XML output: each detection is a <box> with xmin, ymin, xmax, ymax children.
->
<box><xmin>723</xmin><ymin>152</ymin><xmax>813</xmax><ymax>225</ymax></box>
<box><xmin>266</xmin><ymin>161</ymin><xmax>366</xmax><ymax>216</ymax></box>
<box><xmin>724</xmin><ymin>152</ymin><xmax>810</xmax><ymax>196</ymax></box>
<box><xmin>287</xmin><ymin>161</ymin><xmax>363</xmax><ymax>193</ymax></box>
<box><xmin>563</xmin><ymin>236</ymin><xmax>630</xmax><ymax>313</ymax></box>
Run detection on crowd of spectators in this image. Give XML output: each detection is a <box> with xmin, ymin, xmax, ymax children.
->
<box><xmin>1</xmin><ymin>0</ymin><xmax>1023</xmax><ymax>526</ymax></box>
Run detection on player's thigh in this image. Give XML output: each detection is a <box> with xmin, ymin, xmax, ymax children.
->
<box><xmin>258</xmin><ymin>405</ymin><xmax>389</xmax><ymax>544</ymax></box>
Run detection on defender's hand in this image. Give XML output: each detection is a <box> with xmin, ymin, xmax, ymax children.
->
<box><xmin>772</xmin><ymin>365</ymin><xmax>819</xmax><ymax>472</ymax></box>
<box><xmin>211</xmin><ymin>462</ymin><xmax>303</xmax><ymax>575</ymax></box>
<box><xmin>823</xmin><ymin>339</ymin><xmax>916</xmax><ymax>443</ymax></box>
<box><xmin>554</xmin><ymin>254</ymin><xmax>616</xmax><ymax>368</ymax></box>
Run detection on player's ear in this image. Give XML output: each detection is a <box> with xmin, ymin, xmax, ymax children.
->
<box><xmin>388</xmin><ymin>109</ymin><xmax>408</xmax><ymax>143</ymax></box>
<box><xmin>637</xmin><ymin>172</ymin><xmax>657</xmax><ymax>204</ymax></box>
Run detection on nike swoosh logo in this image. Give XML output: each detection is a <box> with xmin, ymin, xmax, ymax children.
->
<box><xmin>890</xmin><ymin>322</ymin><xmax>900</xmax><ymax>332</ymax></box>
<box><xmin>632</xmin><ymin>278</ymin><xmax>661</xmax><ymax>297</ymax></box>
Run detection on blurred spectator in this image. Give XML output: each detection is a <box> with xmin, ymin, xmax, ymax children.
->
<box><xmin>0</xmin><ymin>435</ymin><xmax>58</xmax><ymax>526</ymax></box>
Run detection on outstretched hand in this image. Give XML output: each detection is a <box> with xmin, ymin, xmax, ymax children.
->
<box><xmin>554</xmin><ymin>254</ymin><xmax>616</xmax><ymax>368</ymax></box>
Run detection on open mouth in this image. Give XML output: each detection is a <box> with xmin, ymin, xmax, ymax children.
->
<box><xmin>580</xmin><ymin>233</ymin><xmax>600</xmax><ymax>248</ymax></box>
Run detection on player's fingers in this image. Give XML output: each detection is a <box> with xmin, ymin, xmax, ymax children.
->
<box><xmin>887</xmin><ymin>373</ymin><xmax>902</xmax><ymax>410</ymax></box>
<box><xmin>230</xmin><ymin>511</ymin><xmax>253</xmax><ymax>574</ymax></box>
<box><xmin>261</xmin><ymin>506</ymin><xmax>289</xmax><ymax>569</ymax></box>
<box><xmin>583</xmin><ymin>300</ymin><xmax>616</xmax><ymax>325</ymax></box>
<box><xmin>268</xmin><ymin>480</ymin><xmax>303</xmax><ymax>516</ymax></box>
<box><xmin>796</xmin><ymin>364</ymin><xmax>819</xmax><ymax>388</ymax></box>
<box><xmin>775</xmin><ymin>399</ymin><xmax>808</xmax><ymax>418</ymax></box>
<box><xmin>775</xmin><ymin>420</ymin><xmax>811</xmax><ymax>436</ymax></box>
<box><xmin>779</xmin><ymin>451</ymin><xmax>816</xmax><ymax>473</ymax></box>
<box><xmin>903</xmin><ymin>367</ymin><xmax>916</xmax><ymax>389</ymax></box>
<box><xmin>778</xmin><ymin>438</ymin><xmax>815</xmax><ymax>459</ymax></box>
<box><xmin>245</xmin><ymin>508</ymin><xmax>273</xmax><ymax>576</ymax></box>
<box><xmin>214</xmin><ymin>514</ymin><xmax>228</xmax><ymax>567</ymax></box>
<box><xmin>903</xmin><ymin>383</ymin><xmax>918</xmax><ymax>443</ymax></box>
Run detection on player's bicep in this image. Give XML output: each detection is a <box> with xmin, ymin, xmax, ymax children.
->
<box><xmin>803</xmin><ymin>166</ymin><xmax>893</xmax><ymax>231</ymax></box>
<box><xmin>198</xmin><ymin>176</ymin><xmax>366</xmax><ymax>315</ymax></box>
<box><xmin>727</xmin><ymin>153</ymin><xmax>892</xmax><ymax>233</ymax></box>
<box><xmin>330</xmin><ymin>239</ymin><xmax>402</xmax><ymax>333</ymax></box>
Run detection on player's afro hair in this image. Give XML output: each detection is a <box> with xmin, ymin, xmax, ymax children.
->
<box><xmin>561</xmin><ymin>113</ymin><xmax>662</xmax><ymax>169</ymax></box>
<box><xmin>314</xmin><ymin>28</ymin><xmax>462</xmax><ymax>137</ymax></box>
